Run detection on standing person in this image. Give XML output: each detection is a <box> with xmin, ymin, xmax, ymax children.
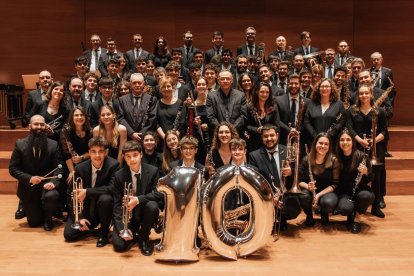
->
<box><xmin>9</xmin><ymin>115</ymin><xmax>62</xmax><ymax>231</ymax></box>
<box><xmin>205</xmin><ymin>31</ymin><xmax>224</xmax><ymax>64</ymax></box>
<box><xmin>304</xmin><ymin>78</ymin><xmax>346</xmax><ymax>146</ymax></box>
<box><xmin>192</xmin><ymin>77</ymin><xmax>210</xmax><ymax>164</ymax></box>
<box><xmin>336</xmin><ymin>130</ymin><xmax>374</xmax><ymax>233</ymax></box>
<box><xmin>249</xmin><ymin>125</ymin><xmax>311</xmax><ymax>229</ymax></box>
<box><xmin>82</xmin><ymin>72</ymin><xmax>100</xmax><ymax>103</ymax></box>
<box><xmin>293</xmin><ymin>31</ymin><xmax>320</xmax><ymax>57</ymax></box>
<box><xmin>112</xmin><ymin>141</ymin><xmax>163</xmax><ymax>255</ymax></box>
<box><xmin>370</xmin><ymin>52</ymin><xmax>396</xmax><ymax>106</ymax></box>
<box><xmin>151</xmin><ymin>36</ymin><xmax>171</xmax><ymax>68</ymax></box>
<box><xmin>64</xmin><ymin>137</ymin><xmax>119</xmax><ymax>247</ymax></box>
<box><xmin>299</xmin><ymin>133</ymin><xmax>339</xmax><ymax>225</ymax></box>
<box><xmin>83</xmin><ymin>34</ymin><xmax>107</xmax><ymax>74</ymax></box>
<box><xmin>346</xmin><ymin>84</ymin><xmax>388</xmax><ymax>218</ymax></box>
<box><xmin>125</xmin><ymin>33</ymin><xmax>151</xmax><ymax>73</ymax></box>
<box><xmin>93</xmin><ymin>105</ymin><xmax>127</xmax><ymax>165</ymax></box>
<box><xmin>246</xmin><ymin>82</ymin><xmax>280</xmax><ymax>152</ymax></box>
<box><xmin>206</xmin><ymin>70</ymin><xmax>248</xmax><ymax>137</ymax></box>
<box><xmin>179</xmin><ymin>30</ymin><xmax>201</xmax><ymax>68</ymax></box>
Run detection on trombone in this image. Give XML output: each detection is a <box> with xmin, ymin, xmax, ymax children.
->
<box><xmin>71</xmin><ymin>176</ymin><xmax>84</xmax><ymax>229</ymax></box>
<box><xmin>119</xmin><ymin>182</ymin><xmax>134</xmax><ymax>240</ymax></box>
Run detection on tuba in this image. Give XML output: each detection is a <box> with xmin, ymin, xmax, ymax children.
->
<box><xmin>119</xmin><ymin>182</ymin><xmax>134</xmax><ymax>240</ymax></box>
<box><xmin>201</xmin><ymin>165</ymin><xmax>274</xmax><ymax>260</ymax></box>
<box><xmin>71</xmin><ymin>176</ymin><xmax>83</xmax><ymax>229</ymax></box>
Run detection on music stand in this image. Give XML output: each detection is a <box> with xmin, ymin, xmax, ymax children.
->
<box><xmin>21</xmin><ymin>74</ymin><xmax>38</xmax><ymax>90</ymax></box>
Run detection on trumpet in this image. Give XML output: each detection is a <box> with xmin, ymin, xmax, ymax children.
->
<box><xmin>71</xmin><ymin>177</ymin><xmax>84</xmax><ymax>229</ymax></box>
<box><xmin>47</xmin><ymin>115</ymin><xmax>63</xmax><ymax>131</ymax></box>
<box><xmin>119</xmin><ymin>182</ymin><xmax>134</xmax><ymax>240</ymax></box>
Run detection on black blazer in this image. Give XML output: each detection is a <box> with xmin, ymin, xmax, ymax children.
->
<box><xmin>206</xmin><ymin>88</ymin><xmax>248</xmax><ymax>135</ymax></box>
<box><xmin>125</xmin><ymin>48</ymin><xmax>150</xmax><ymax>72</ymax></box>
<box><xmin>248</xmin><ymin>145</ymin><xmax>292</xmax><ymax>190</ymax></box>
<box><xmin>9</xmin><ymin>136</ymin><xmax>63</xmax><ymax>201</ymax></box>
<box><xmin>293</xmin><ymin>45</ymin><xmax>320</xmax><ymax>56</ymax></box>
<box><xmin>88</xmin><ymin>98</ymin><xmax>122</xmax><ymax>128</ymax></box>
<box><xmin>118</xmin><ymin>93</ymin><xmax>158</xmax><ymax>138</ymax></box>
<box><xmin>24</xmin><ymin>89</ymin><xmax>43</xmax><ymax>123</ymax></box>
<box><xmin>73</xmin><ymin>156</ymin><xmax>119</xmax><ymax>217</ymax></box>
<box><xmin>83</xmin><ymin>47</ymin><xmax>107</xmax><ymax>68</ymax></box>
<box><xmin>205</xmin><ymin>47</ymin><xmax>222</xmax><ymax>64</ymax></box>
<box><xmin>98</xmin><ymin>51</ymin><xmax>123</xmax><ymax>77</ymax></box>
<box><xmin>66</xmin><ymin>95</ymin><xmax>91</xmax><ymax>113</ymax></box>
<box><xmin>179</xmin><ymin>45</ymin><xmax>201</xmax><ymax>68</ymax></box>
<box><xmin>350</xmin><ymin>86</ymin><xmax>393</xmax><ymax>120</ymax></box>
<box><xmin>370</xmin><ymin>66</ymin><xmax>396</xmax><ymax>105</ymax></box>
<box><xmin>112</xmin><ymin>163</ymin><xmax>162</xmax><ymax>232</ymax></box>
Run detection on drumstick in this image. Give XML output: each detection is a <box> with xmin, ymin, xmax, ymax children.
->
<box><xmin>43</xmin><ymin>164</ymin><xmax>63</xmax><ymax>178</ymax></box>
<box><xmin>30</xmin><ymin>174</ymin><xmax>62</xmax><ymax>186</ymax></box>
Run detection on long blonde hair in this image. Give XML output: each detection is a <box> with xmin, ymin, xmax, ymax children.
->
<box><xmin>98</xmin><ymin>105</ymin><xmax>120</xmax><ymax>148</ymax></box>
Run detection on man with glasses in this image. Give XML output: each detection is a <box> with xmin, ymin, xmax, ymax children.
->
<box><xmin>98</xmin><ymin>37</ymin><xmax>122</xmax><ymax>77</ymax></box>
<box><xmin>334</xmin><ymin>40</ymin><xmax>353</xmax><ymax>67</ymax></box>
<box><xmin>83</xmin><ymin>34</ymin><xmax>106</xmax><ymax>74</ymax></box>
<box><xmin>170</xmin><ymin>135</ymin><xmax>205</xmax><ymax>173</ymax></box>
<box><xmin>237</xmin><ymin>27</ymin><xmax>260</xmax><ymax>57</ymax></box>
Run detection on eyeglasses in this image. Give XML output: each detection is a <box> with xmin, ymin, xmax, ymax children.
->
<box><xmin>181</xmin><ymin>146</ymin><xmax>196</xmax><ymax>151</ymax></box>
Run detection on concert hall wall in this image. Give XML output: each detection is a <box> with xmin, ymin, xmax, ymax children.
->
<box><xmin>0</xmin><ymin>0</ymin><xmax>413</xmax><ymax>124</ymax></box>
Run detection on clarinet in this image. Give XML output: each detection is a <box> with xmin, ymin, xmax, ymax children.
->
<box><xmin>305</xmin><ymin>145</ymin><xmax>316</xmax><ymax>205</ymax></box>
<box><xmin>172</xmin><ymin>98</ymin><xmax>185</xmax><ymax>132</ymax></box>
<box><xmin>326</xmin><ymin>113</ymin><xmax>343</xmax><ymax>136</ymax></box>
<box><xmin>349</xmin><ymin>152</ymin><xmax>368</xmax><ymax>202</ymax></box>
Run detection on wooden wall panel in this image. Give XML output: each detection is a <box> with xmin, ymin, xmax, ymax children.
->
<box><xmin>0</xmin><ymin>0</ymin><xmax>413</xmax><ymax>125</ymax></box>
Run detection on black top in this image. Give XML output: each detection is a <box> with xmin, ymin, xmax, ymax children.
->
<box><xmin>157</xmin><ymin>99</ymin><xmax>187</xmax><ymax>134</ymax></box>
<box><xmin>60</xmin><ymin>126</ymin><xmax>92</xmax><ymax>160</ymax></box>
<box><xmin>108</xmin><ymin>135</ymin><xmax>120</xmax><ymax>161</ymax></box>
<box><xmin>299</xmin><ymin>155</ymin><xmax>340</xmax><ymax>191</ymax></box>
<box><xmin>142</xmin><ymin>151</ymin><xmax>163</xmax><ymax>168</ymax></box>
<box><xmin>211</xmin><ymin>148</ymin><xmax>231</xmax><ymax>169</ymax></box>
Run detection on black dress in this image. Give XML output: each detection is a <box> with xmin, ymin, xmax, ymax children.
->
<box><xmin>157</xmin><ymin>99</ymin><xmax>187</xmax><ymax>135</ymax></box>
<box><xmin>60</xmin><ymin>126</ymin><xmax>92</xmax><ymax>162</ymax></box>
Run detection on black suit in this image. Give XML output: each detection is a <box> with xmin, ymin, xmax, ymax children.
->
<box><xmin>24</xmin><ymin>89</ymin><xmax>45</xmax><ymax>125</ymax></box>
<box><xmin>370</xmin><ymin>66</ymin><xmax>396</xmax><ymax>106</ymax></box>
<box><xmin>179</xmin><ymin>45</ymin><xmax>201</xmax><ymax>68</ymax></box>
<box><xmin>98</xmin><ymin>51</ymin><xmax>123</xmax><ymax>77</ymax></box>
<box><xmin>84</xmin><ymin>47</ymin><xmax>107</xmax><ymax>71</ymax></box>
<box><xmin>66</xmin><ymin>96</ymin><xmax>91</xmax><ymax>113</ymax></box>
<box><xmin>9</xmin><ymin>136</ymin><xmax>62</xmax><ymax>227</ymax></box>
<box><xmin>118</xmin><ymin>93</ymin><xmax>158</xmax><ymax>139</ymax></box>
<box><xmin>275</xmin><ymin>94</ymin><xmax>310</xmax><ymax>146</ymax></box>
<box><xmin>64</xmin><ymin>156</ymin><xmax>119</xmax><ymax>241</ymax></box>
<box><xmin>88</xmin><ymin>98</ymin><xmax>122</xmax><ymax>128</ymax></box>
<box><xmin>206</xmin><ymin>88</ymin><xmax>248</xmax><ymax>136</ymax></box>
<box><xmin>334</xmin><ymin>53</ymin><xmax>353</xmax><ymax>67</ymax></box>
<box><xmin>205</xmin><ymin>46</ymin><xmax>223</xmax><ymax>64</ymax></box>
<box><xmin>293</xmin><ymin>45</ymin><xmax>320</xmax><ymax>56</ymax></box>
<box><xmin>125</xmin><ymin>48</ymin><xmax>150</xmax><ymax>72</ymax></box>
<box><xmin>111</xmin><ymin>164</ymin><xmax>162</xmax><ymax>252</ymax></box>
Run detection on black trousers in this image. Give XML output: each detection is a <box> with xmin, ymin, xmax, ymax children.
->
<box><xmin>301</xmin><ymin>189</ymin><xmax>338</xmax><ymax>215</ymax></box>
<box><xmin>20</xmin><ymin>187</ymin><xmax>59</xmax><ymax>227</ymax></box>
<box><xmin>112</xmin><ymin>200</ymin><xmax>160</xmax><ymax>252</ymax></box>
<box><xmin>338</xmin><ymin>191</ymin><xmax>375</xmax><ymax>216</ymax></box>
<box><xmin>64</xmin><ymin>194</ymin><xmax>113</xmax><ymax>241</ymax></box>
<box><xmin>372</xmin><ymin>165</ymin><xmax>386</xmax><ymax>203</ymax></box>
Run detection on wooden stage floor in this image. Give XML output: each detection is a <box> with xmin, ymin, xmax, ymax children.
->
<box><xmin>1</xmin><ymin>195</ymin><xmax>414</xmax><ymax>275</ymax></box>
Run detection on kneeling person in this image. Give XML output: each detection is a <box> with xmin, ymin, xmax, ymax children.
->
<box><xmin>112</xmin><ymin>140</ymin><xmax>163</xmax><ymax>256</ymax></box>
<box><xmin>64</xmin><ymin>137</ymin><xmax>119</xmax><ymax>247</ymax></box>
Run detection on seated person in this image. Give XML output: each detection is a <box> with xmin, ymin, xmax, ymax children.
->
<box><xmin>63</xmin><ymin>137</ymin><xmax>119</xmax><ymax>247</ymax></box>
<box><xmin>111</xmin><ymin>141</ymin><xmax>163</xmax><ymax>256</ymax></box>
<box><xmin>170</xmin><ymin>135</ymin><xmax>204</xmax><ymax>172</ymax></box>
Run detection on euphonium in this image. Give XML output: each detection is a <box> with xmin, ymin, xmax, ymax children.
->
<box><xmin>119</xmin><ymin>182</ymin><xmax>134</xmax><ymax>239</ymax></box>
<box><xmin>71</xmin><ymin>176</ymin><xmax>84</xmax><ymax>229</ymax></box>
<box><xmin>285</xmin><ymin>130</ymin><xmax>302</xmax><ymax>194</ymax></box>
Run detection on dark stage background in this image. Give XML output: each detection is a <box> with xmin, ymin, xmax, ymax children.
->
<box><xmin>1</xmin><ymin>0</ymin><xmax>413</xmax><ymax>124</ymax></box>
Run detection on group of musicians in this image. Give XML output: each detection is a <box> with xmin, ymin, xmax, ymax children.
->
<box><xmin>9</xmin><ymin>28</ymin><xmax>396</xmax><ymax>256</ymax></box>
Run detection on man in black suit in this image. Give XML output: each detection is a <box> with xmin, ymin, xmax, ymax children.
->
<box><xmin>370</xmin><ymin>51</ymin><xmax>396</xmax><ymax>107</ymax></box>
<box><xmin>205</xmin><ymin>31</ymin><xmax>224</xmax><ymax>64</ymax></box>
<box><xmin>125</xmin><ymin>34</ymin><xmax>150</xmax><ymax>73</ymax></box>
<box><xmin>179</xmin><ymin>30</ymin><xmax>201</xmax><ymax>68</ymax></box>
<box><xmin>67</xmin><ymin>77</ymin><xmax>91</xmax><ymax>112</ymax></box>
<box><xmin>276</xmin><ymin>74</ymin><xmax>310</xmax><ymax>146</ymax></box>
<box><xmin>83</xmin><ymin>34</ymin><xmax>107</xmax><ymax>74</ymax></box>
<box><xmin>23</xmin><ymin>70</ymin><xmax>52</xmax><ymax>127</ymax></box>
<box><xmin>299</xmin><ymin>69</ymin><xmax>313</xmax><ymax>99</ymax></box>
<box><xmin>192</xmin><ymin>50</ymin><xmax>205</xmax><ymax>72</ymax></box>
<box><xmin>275</xmin><ymin>61</ymin><xmax>290</xmax><ymax>94</ymax></box>
<box><xmin>89</xmin><ymin>77</ymin><xmax>122</xmax><ymax>127</ymax></box>
<box><xmin>268</xmin><ymin>36</ymin><xmax>294</xmax><ymax>64</ymax></box>
<box><xmin>293</xmin><ymin>31</ymin><xmax>320</xmax><ymax>56</ymax></box>
<box><xmin>333</xmin><ymin>66</ymin><xmax>350</xmax><ymax>105</ymax></box>
<box><xmin>111</xmin><ymin>140</ymin><xmax>163</xmax><ymax>255</ymax></box>
<box><xmin>237</xmin><ymin>27</ymin><xmax>261</xmax><ymax>57</ymax></box>
<box><xmin>233</xmin><ymin>54</ymin><xmax>248</xmax><ymax>88</ymax></box>
<box><xmin>73</xmin><ymin>56</ymin><xmax>89</xmax><ymax>80</ymax></box>
<box><xmin>289</xmin><ymin>54</ymin><xmax>306</xmax><ymax>76</ymax></box>
<box><xmin>82</xmin><ymin>72</ymin><xmax>101</xmax><ymax>103</ymax></box>
<box><xmin>64</xmin><ymin>137</ymin><xmax>119</xmax><ymax>247</ymax></box>
<box><xmin>9</xmin><ymin>115</ymin><xmax>62</xmax><ymax>231</ymax></box>
<box><xmin>119</xmin><ymin>73</ymin><xmax>157</xmax><ymax>142</ymax></box>
<box><xmin>324</xmin><ymin>48</ymin><xmax>336</xmax><ymax>79</ymax></box>
<box><xmin>170</xmin><ymin>48</ymin><xmax>191</xmax><ymax>83</ymax></box>
<box><xmin>206</xmin><ymin>70</ymin><xmax>248</xmax><ymax>136</ymax></box>
<box><xmin>219</xmin><ymin>48</ymin><xmax>236</xmax><ymax>74</ymax></box>
<box><xmin>334</xmin><ymin>40</ymin><xmax>353</xmax><ymax>67</ymax></box>
<box><xmin>267</xmin><ymin>55</ymin><xmax>280</xmax><ymax>83</ymax></box>
<box><xmin>249</xmin><ymin>124</ymin><xmax>314</xmax><ymax>230</ymax></box>
<box><xmin>348</xmin><ymin>58</ymin><xmax>365</xmax><ymax>95</ymax></box>
<box><xmin>98</xmin><ymin>37</ymin><xmax>122</xmax><ymax>77</ymax></box>
<box><xmin>258</xmin><ymin>64</ymin><xmax>284</xmax><ymax>97</ymax></box>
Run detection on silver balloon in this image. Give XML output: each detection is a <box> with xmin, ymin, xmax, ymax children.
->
<box><xmin>201</xmin><ymin>165</ymin><xmax>274</xmax><ymax>260</ymax></box>
<box><xmin>155</xmin><ymin>167</ymin><xmax>201</xmax><ymax>262</ymax></box>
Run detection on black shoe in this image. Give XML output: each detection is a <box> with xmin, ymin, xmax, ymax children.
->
<box><xmin>384</xmin><ymin>151</ymin><xmax>392</xmax><ymax>157</ymax></box>
<box><xmin>320</xmin><ymin>213</ymin><xmax>330</xmax><ymax>226</ymax></box>
<box><xmin>379</xmin><ymin>197</ymin><xmax>386</xmax><ymax>209</ymax></box>
<box><xmin>96</xmin><ymin>234</ymin><xmax>109</xmax><ymax>247</ymax></box>
<box><xmin>139</xmin><ymin>240</ymin><xmax>154</xmax><ymax>256</ymax></box>
<box><xmin>15</xmin><ymin>209</ymin><xmax>26</xmax><ymax>220</ymax></box>
<box><xmin>371</xmin><ymin>207</ymin><xmax>385</xmax><ymax>218</ymax></box>
<box><xmin>350</xmin><ymin>222</ymin><xmax>361</xmax><ymax>234</ymax></box>
<box><xmin>43</xmin><ymin>221</ymin><xmax>53</xmax><ymax>231</ymax></box>
<box><xmin>54</xmin><ymin>210</ymin><xmax>63</xmax><ymax>219</ymax></box>
<box><xmin>305</xmin><ymin>214</ymin><xmax>315</xmax><ymax>227</ymax></box>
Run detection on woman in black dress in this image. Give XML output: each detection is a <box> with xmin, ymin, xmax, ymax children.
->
<box><xmin>246</xmin><ymin>82</ymin><xmax>280</xmax><ymax>152</ymax></box>
<box><xmin>336</xmin><ymin>129</ymin><xmax>375</xmax><ymax>233</ymax></box>
<box><xmin>193</xmin><ymin>77</ymin><xmax>210</xmax><ymax>164</ymax></box>
<box><xmin>141</xmin><ymin>131</ymin><xmax>162</xmax><ymax>168</ymax></box>
<box><xmin>304</xmin><ymin>78</ymin><xmax>346</xmax><ymax>146</ymax></box>
<box><xmin>156</xmin><ymin>76</ymin><xmax>186</xmax><ymax>140</ymax></box>
<box><xmin>60</xmin><ymin>106</ymin><xmax>92</xmax><ymax>182</ymax></box>
<box><xmin>346</xmin><ymin>84</ymin><xmax>388</xmax><ymax>218</ymax></box>
<box><xmin>151</xmin><ymin>36</ymin><xmax>171</xmax><ymax>68</ymax></box>
<box><xmin>206</xmin><ymin>121</ymin><xmax>239</xmax><ymax>177</ymax></box>
<box><xmin>299</xmin><ymin>133</ymin><xmax>340</xmax><ymax>225</ymax></box>
<box><xmin>28</xmin><ymin>81</ymin><xmax>69</xmax><ymax>142</ymax></box>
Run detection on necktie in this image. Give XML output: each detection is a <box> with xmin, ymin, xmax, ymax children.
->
<box><xmin>94</xmin><ymin>50</ymin><xmax>99</xmax><ymax>70</ymax></box>
<box><xmin>248</xmin><ymin>45</ymin><xmax>253</xmax><ymax>56</ymax></box>
<box><xmin>134</xmin><ymin>173</ymin><xmax>141</xmax><ymax>195</ymax></box>
<box><xmin>269</xmin><ymin>153</ymin><xmax>280</xmax><ymax>187</ymax></box>
<box><xmin>74</xmin><ymin>100</ymin><xmax>79</xmax><ymax>107</ymax></box>
<box><xmin>328</xmin><ymin>66</ymin><xmax>333</xmax><ymax>79</ymax></box>
<box><xmin>186</xmin><ymin>46</ymin><xmax>190</xmax><ymax>61</ymax></box>
<box><xmin>280</xmin><ymin>82</ymin><xmax>285</xmax><ymax>91</ymax></box>
<box><xmin>89</xmin><ymin>169</ymin><xmax>100</xmax><ymax>218</ymax></box>
<box><xmin>290</xmin><ymin>98</ymin><xmax>297</xmax><ymax>126</ymax></box>
<box><xmin>340</xmin><ymin>56</ymin><xmax>344</xmax><ymax>65</ymax></box>
<box><xmin>305</xmin><ymin>47</ymin><xmax>309</xmax><ymax>55</ymax></box>
<box><xmin>89</xmin><ymin>93</ymin><xmax>94</xmax><ymax>102</ymax></box>
<box><xmin>133</xmin><ymin>96</ymin><xmax>140</xmax><ymax>114</ymax></box>
<box><xmin>134</xmin><ymin>49</ymin><xmax>138</xmax><ymax>59</ymax></box>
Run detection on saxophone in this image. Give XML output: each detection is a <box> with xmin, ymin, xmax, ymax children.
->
<box><xmin>343</xmin><ymin>75</ymin><xmax>351</xmax><ymax>110</ymax></box>
<box><xmin>374</xmin><ymin>78</ymin><xmax>394</xmax><ymax>107</ymax></box>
